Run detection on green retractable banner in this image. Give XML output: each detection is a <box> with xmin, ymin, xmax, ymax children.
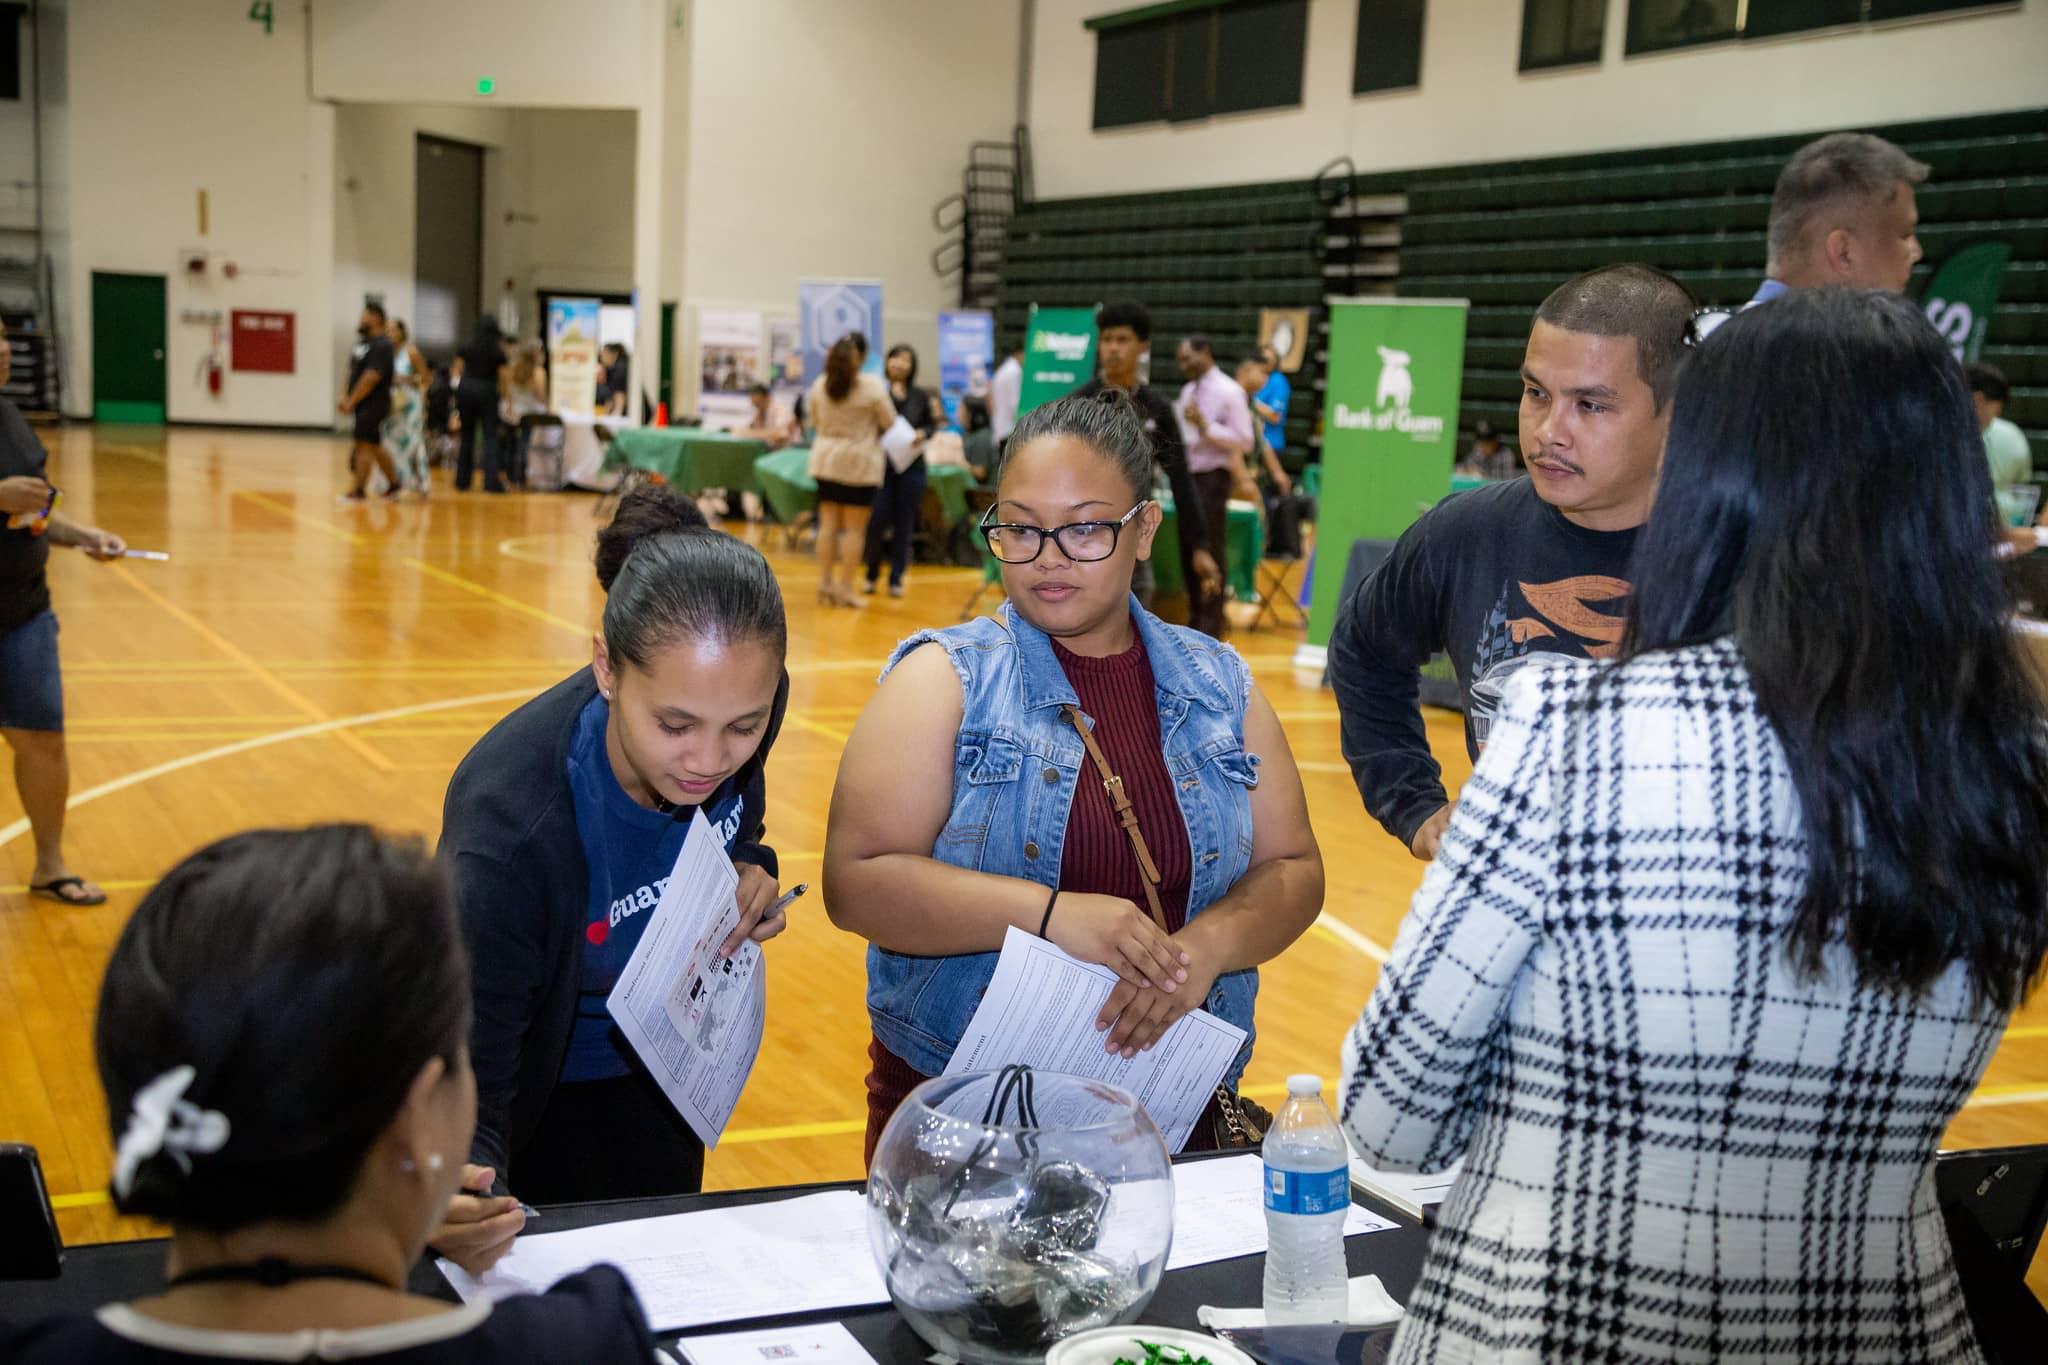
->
<box><xmin>1018</xmin><ymin>307</ymin><xmax>1098</xmax><ymax>416</ymax></box>
<box><xmin>1306</xmin><ymin>298</ymin><xmax>1469</xmax><ymax>652</ymax></box>
<box><xmin>1921</xmin><ymin>241</ymin><xmax>2011</xmax><ymax>364</ymax></box>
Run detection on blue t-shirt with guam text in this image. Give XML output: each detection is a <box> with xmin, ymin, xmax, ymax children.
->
<box><xmin>561</xmin><ymin>693</ymin><xmax>745</xmax><ymax>1082</ymax></box>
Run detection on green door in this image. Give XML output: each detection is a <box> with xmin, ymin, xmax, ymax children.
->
<box><xmin>92</xmin><ymin>271</ymin><xmax>166</xmax><ymax>424</ymax></box>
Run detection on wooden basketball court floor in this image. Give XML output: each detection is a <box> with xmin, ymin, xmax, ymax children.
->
<box><xmin>3</xmin><ymin>425</ymin><xmax>2042</xmax><ymax>1293</ymax></box>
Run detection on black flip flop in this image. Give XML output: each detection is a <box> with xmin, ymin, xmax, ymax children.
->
<box><xmin>29</xmin><ymin>876</ymin><xmax>107</xmax><ymax>907</ymax></box>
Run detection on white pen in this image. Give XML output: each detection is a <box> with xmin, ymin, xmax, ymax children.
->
<box><xmin>770</xmin><ymin>883</ymin><xmax>810</xmax><ymax>916</ymax></box>
<box><xmin>121</xmin><ymin>549</ymin><xmax>170</xmax><ymax>561</ymax></box>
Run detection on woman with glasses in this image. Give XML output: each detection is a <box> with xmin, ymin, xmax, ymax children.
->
<box><xmin>1339</xmin><ymin>289</ymin><xmax>2048</xmax><ymax>1363</ymax></box>
<box><xmin>824</xmin><ymin>391</ymin><xmax>1324</xmax><ymax>1158</ymax></box>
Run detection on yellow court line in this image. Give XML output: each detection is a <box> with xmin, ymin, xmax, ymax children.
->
<box><xmin>1294</xmin><ymin>761</ymin><xmax>1354</xmax><ymax>775</ymax></box>
<box><xmin>1998</xmin><ymin>1025</ymin><xmax>2048</xmax><ymax>1041</ymax></box>
<box><xmin>1313</xmin><ymin>912</ymin><xmax>1391</xmax><ymax>964</ymax></box>
<box><xmin>778</xmin><ymin>713</ymin><xmax>852</xmax><ymax>745</ymax></box>
<box><xmin>1962</xmin><ymin>1086</ymin><xmax>2048</xmax><ymax>1109</ymax></box>
<box><xmin>231</xmin><ymin>490</ymin><xmax>366</xmax><ymax>547</ymax></box>
<box><xmin>0</xmin><ymin>688</ymin><xmax>544</xmax><ymax>852</ymax></box>
<box><xmin>107</xmin><ymin>563</ymin><xmax>395</xmax><ymax>774</ymax></box>
<box><xmin>405</xmin><ymin>558</ymin><xmax>592</xmax><ymax>637</ymax></box>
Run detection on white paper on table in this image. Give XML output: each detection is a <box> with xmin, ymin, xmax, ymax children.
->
<box><xmin>1195</xmin><ymin>1274</ymin><xmax>1405</xmax><ymax>1329</ymax></box>
<box><xmin>604</xmin><ymin>810</ymin><xmax>763</xmax><ymax>1148</ymax></box>
<box><xmin>1159</xmin><ymin>1154</ymin><xmax>1398</xmax><ymax>1271</ymax></box>
<box><xmin>881</xmin><ymin>415</ymin><xmax>919</xmax><ymax>472</ymax></box>
<box><xmin>677</xmin><ymin>1321</ymin><xmax>879</xmax><ymax>1364</ymax></box>
<box><xmin>437</xmin><ymin>1191</ymin><xmax>886</xmax><ymax>1333</ymax></box>
<box><xmin>1346</xmin><ymin>1147</ymin><xmax>1461</xmax><ymax>1222</ymax></box>
<box><xmin>942</xmin><ymin>927</ymin><xmax>1247</xmax><ymax>1153</ymax></box>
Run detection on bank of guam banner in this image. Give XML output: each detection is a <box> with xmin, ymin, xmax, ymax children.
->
<box><xmin>547</xmin><ymin>297</ymin><xmax>603</xmax><ymax>415</ymax></box>
<box><xmin>1306</xmin><ymin>299</ymin><xmax>1469</xmax><ymax>655</ymax></box>
<box><xmin>798</xmin><ymin>280</ymin><xmax>884</xmax><ymax>394</ymax></box>
<box><xmin>1019</xmin><ymin>307</ymin><xmax>1097</xmax><ymax>417</ymax></box>
<box><xmin>937</xmin><ymin>310</ymin><xmax>995</xmax><ymax>420</ymax></box>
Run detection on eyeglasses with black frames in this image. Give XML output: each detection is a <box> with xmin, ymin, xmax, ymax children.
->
<box><xmin>978</xmin><ymin>501</ymin><xmax>1152</xmax><ymax>564</ymax></box>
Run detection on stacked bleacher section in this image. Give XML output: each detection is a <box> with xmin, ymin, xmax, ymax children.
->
<box><xmin>995</xmin><ymin>107</ymin><xmax>2048</xmax><ymax>465</ymax></box>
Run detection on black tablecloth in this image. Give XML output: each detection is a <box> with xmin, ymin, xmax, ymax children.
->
<box><xmin>0</xmin><ymin>1156</ymin><xmax>1431</xmax><ymax>1362</ymax></box>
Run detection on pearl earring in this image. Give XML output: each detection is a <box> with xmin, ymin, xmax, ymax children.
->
<box><xmin>426</xmin><ymin>1153</ymin><xmax>444</xmax><ymax>1172</ymax></box>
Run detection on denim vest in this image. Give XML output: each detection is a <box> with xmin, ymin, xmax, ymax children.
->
<box><xmin>868</xmin><ymin>597</ymin><xmax>1262</xmax><ymax>1086</ymax></box>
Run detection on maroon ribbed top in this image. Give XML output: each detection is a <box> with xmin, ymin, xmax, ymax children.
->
<box><xmin>1049</xmin><ymin>630</ymin><xmax>1192</xmax><ymax>933</ymax></box>
<box><xmin>865</xmin><ymin>625</ymin><xmax>1207</xmax><ymax>1162</ymax></box>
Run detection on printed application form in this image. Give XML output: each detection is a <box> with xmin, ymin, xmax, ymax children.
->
<box><xmin>606</xmin><ymin>810</ymin><xmax>764</xmax><ymax>1148</ymax></box>
<box><xmin>942</xmin><ymin>927</ymin><xmax>1247</xmax><ymax>1153</ymax></box>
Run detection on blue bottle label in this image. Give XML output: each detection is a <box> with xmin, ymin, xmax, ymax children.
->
<box><xmin>1263</xmin><ymin>1164</ymin><xmax>1350</xmax><ymax>1215</ymax></box>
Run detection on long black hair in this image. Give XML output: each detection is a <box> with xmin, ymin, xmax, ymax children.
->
<box><xmin>595</xmin><ymin>480</ymin><xmax>709</xmax><ymax>592</ymax></box>
<box><xmin>95</xmin><ymin>826</ymin><xmax>468</xmax><ymax>1230</ymax></box>
<box><xmin>1623</xmin><ymin>287</ymin><xmax>2048</xmax><ymax>1010</ymax></box>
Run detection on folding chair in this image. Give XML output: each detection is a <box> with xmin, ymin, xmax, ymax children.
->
<box><xmin>1252</xmin><ymin>555</ymin><xmax>1307</xmax><ymax>630</ymax></box>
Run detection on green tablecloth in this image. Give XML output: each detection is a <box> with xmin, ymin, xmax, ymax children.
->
<box><xmin>975</xmin><ymin>498</ymin><xmax>1262</xmax><ymax>602</ymax></box>
<box><xmin>751</xmin><ymin>447</ymin><xmax>972</xmax><ymax>527</ymax></box>
<box><xmin>606</xmin><ymin>427</ymin><xmax>768</xmax><ymax>494</ymax></box>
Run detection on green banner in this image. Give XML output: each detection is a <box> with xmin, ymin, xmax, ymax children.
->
<box><xmin>1922</xmin><ymin>240</ymin><xmax>2011</xmax><ymax>364</ymax></box>
<box><xmin>1018</xmin><ymin>307</ymin><xmax>1098</xmax><ymax>416</ymax></box>
<box><xmin>1306</xmin><ymin>298</ymin><xmax>1469</xmax><ymax>651</ymax></box>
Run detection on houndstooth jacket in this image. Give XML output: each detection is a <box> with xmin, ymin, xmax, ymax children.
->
<box><xmin>1340</xmin><ymin>638</ymin><xmax>2001</xmax><ymax>1365</ymax></box>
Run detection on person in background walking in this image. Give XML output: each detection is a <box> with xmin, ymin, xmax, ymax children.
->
<box><xmin>501</xmin><ymin>342</ymin><xmax>548</xmax><ymax>490</ymax></box>
<box><xmin>455</xmin><ymin>317</ymin><xmax>507</xmax><ymax>494</ymax></box>
<box><xmin>1174</xmin><ymin>336</ymin><xmax>1255</xmax><ymax>637</ymax></box>
<box><xmin>382</xmin><ymin>319</ymin><xmax>431</xmax><ymax>496</ymax></box>
<box><xmin>807</xmin><ymin>335</ymin><xmax>895</xmax><ymax>609</ymax></box>
<box><xmin>863</xmin><ymin>343</ymin><xmax>936</xmax><ymax>599</ymax></box>
<box><xmin>339</xmin><ymin>303</ymin><xmax>402</xmax><ymax>503</ymax></box>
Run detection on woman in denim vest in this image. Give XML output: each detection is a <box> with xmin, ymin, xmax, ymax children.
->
<box><xmin>825</xmin><ymin>391</ymin><xmax>1324</xmax><ymax>1159</ymax></box>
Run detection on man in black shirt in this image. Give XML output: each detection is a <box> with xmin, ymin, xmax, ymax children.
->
<box><xmin>1070</xmin><ymin>300</ymin><xmax>1220</xmax><ymax>615</ymax></box>
<box><xmin>0</xmin><ymin>319</ymin><xmax>128</xmax><ymax>904</ymax></box>
<box><xmin>1331</xmin><ymin>265</ymin><xmax>1694</xmax><ymax>859</ymax></box>
<box><xmin>339</xmin><ymin>301</ymin><xmax>401</xmax><ymax>501</ymax></box>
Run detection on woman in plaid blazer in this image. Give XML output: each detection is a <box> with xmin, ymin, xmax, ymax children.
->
<box><xmin>1341</xmin><ymin>288</ymin><xmax>2048</xmax><ymax>1364</ymax></box>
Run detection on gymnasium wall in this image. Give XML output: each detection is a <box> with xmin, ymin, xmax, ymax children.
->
<box><xmin>673</xmin><ymin>0</ymin><xmax>1023</xmax><ymax>413</ymax></box>
<box><xmin>69</xmin><ymin>0</ymin><xmax>336</xmax><ymax>426</ymax></box>
<box><xmin>1029</xmin><ymin>0</ymin><xmax>2048</xmax><ymax>198</ymax></box>
<box><xmin>309</xmin><ymin>0</ymin><xmax>649</xmax><ymax>109</ymax></box>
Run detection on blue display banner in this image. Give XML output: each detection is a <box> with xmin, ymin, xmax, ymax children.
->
<box><xmin>936</xmin><ymin>310</ymin><xmax>994</xmax><ymax>419</ymax></box>
<box><xmin>799</xmin><ymin>280</ymin><xmax>884</xmax><ymax>395</ymax></box>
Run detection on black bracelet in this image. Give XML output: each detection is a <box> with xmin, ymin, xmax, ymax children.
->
<box><xmin>1038</xmin><ymin>887</ymin><xmax>1059</xmax><ymax>939</ymax></box>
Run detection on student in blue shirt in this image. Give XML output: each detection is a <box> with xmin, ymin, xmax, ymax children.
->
<box><xmin>430</xmin><ymin>486</ymin><xmax>789</xmax><ymax>1274</ymax></box>
<box><xmin>1251</xmin><ymin>344</ymin><xmax>1291</xmax><ymax>461</ymax></box>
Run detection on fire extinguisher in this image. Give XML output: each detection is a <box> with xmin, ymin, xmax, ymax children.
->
<box><xmin>198</xmin><ymin>316</ymin><xmax>225</xmax><ymax>395</ymax></box>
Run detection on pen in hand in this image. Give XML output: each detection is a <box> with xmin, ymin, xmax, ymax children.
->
<box><xmin>770</xmin><ymin>883</ymin><xmax>810</xmax><ymax>917</ymax></box>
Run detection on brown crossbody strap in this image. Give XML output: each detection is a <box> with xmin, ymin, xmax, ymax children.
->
<box><xmin>1060</xmin><ymin>703</ymin><xmax>1168</xmax><ymax>933</ymax></box>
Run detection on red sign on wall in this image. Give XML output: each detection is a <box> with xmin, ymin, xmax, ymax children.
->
<box><xmin>231</xmin><ymin>310</ymin><xmax>295</xmax><ymax>374</ymax></box>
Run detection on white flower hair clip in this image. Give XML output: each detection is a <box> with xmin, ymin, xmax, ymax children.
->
<box><xmin>112</xmin><ymin>1065</ymin><xmax>231</xmax><ymax>1200</ymax></box>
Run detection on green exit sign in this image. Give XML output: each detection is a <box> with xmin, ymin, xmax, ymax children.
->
<box><xmin>476</xmin><ymin>77</ymin><xmax>496</xmax><ymax>96</ymax></box>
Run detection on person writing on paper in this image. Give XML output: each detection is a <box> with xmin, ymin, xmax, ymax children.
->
<box><xmin>737</xmin><ymin>382</ymin><xmax>797</xmax><ymax>450</ymax></box>
<box><xmin>807</xmin><ymin>334</ymin><xmax>896</xmax><ymax>609</ymax></box>
<box><xmin>0</xmin><ymin>824</ymin><xmax>660</xmax><ymax>1364</ymax></box>
<box><xmin>432</xmin><ymin>492</ymin><xmax>789</xmax><ymax>1270</ymax></box>
<box><xmin>824</xmin><ymin>391</ymin><xmax>1324</xmax><ymax>1161</ymax></box>
<box><xmin>863</xmin><ymin>342</ymin><xmax>938</xmax><ymax>599</ymax></box>
<box><xmin>1338</xmin><ymin>290</ymin><xmax>2048</xmax><ymax>1364</ymax></box>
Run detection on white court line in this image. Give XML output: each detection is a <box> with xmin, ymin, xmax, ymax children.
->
<box><xmin>0</xmin><ymin>689</ymin><xmax>544</xmax><ymax>851</ymax></box>
<box><xmin>1315</xmin><ymin>912</ymin><xmax>1391</xmax><ymax>964</ymax></box>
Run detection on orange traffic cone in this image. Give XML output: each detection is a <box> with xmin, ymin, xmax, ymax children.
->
<box><xmin>654</xmin><ymin>401</ymin><xmax>669</xmax><ymax>427</ymax></box>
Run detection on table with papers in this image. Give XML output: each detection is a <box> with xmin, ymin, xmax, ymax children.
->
<box><xmin>7</xmin><ymin>1155</ymin><xmax>1433</xmax><ymax>1362</ymax></box>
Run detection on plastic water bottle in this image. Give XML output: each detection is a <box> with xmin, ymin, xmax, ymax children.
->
<box><xmin>1261</xmin><ymin>1073</ymin><xmax>1350</xmax><ymax>1324</ymax></box>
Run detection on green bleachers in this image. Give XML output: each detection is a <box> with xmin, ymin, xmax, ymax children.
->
<box><xmin>1399</xmin><ymin>109</ymin><xmax>2048</xmax><ymax>453</ymax></box>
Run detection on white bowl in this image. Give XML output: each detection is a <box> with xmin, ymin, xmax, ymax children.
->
<box><xmin>1044</xmin><ymin>1325</ymin><xmax>1256</xmax><ymax>1365</ymax></box>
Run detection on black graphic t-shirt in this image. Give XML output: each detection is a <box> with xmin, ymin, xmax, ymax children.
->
<box><xmin>0</xmin><ymin>399</ymin><xmax>51</xmax><ymax>632</ymax></box>
<box><xmin>1329</xmin><ymin>478</ymin><xmax>1637</xmax><ymax>847</ymax></box>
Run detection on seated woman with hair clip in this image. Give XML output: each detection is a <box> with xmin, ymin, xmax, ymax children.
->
<box><xmin>430</xmin><ymin>483</ymin><xmax>791</xmax><ymax>1274</ymax></box>
<box><xmin>0</xmin><ymin>824</ymin><xmax>659</xmax><ymax>1364</ymax></box>
<box><xmin>824</xmin><ymin>390</ymin><xmax>1325</xmax><ymax>1161</ymax></box>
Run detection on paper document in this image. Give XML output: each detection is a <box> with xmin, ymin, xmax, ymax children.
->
<box><xmin>606</xmin><ymin>810</ymin><xmax>764</xmax><ymax>1148</ymax></box>
<box><xmin>881</xmin><ymin>415</ymin><xmax>919</xmax><ymax>472</ymax></box>
<box><xmin>1162</xmin><ymin>1154</ymin><xmax>1397</xmax><ymax>1271</ymax></box>
<box><xmin>677</xmin><ymin>1322</ymin><xmax>879</xmax><ymax>1364</ymax></box>
<box><xmin>1347</xmin><ymin>1148</ymin><xmax>1461</xmax><ymax>1221</ymax></box>
<box><xmin>943</xmin><ymin>927</ymin><xmax>1246</xmax><ymax>1153</ymax></box>
<box><xmin>439</xmin><ymin>1191</ymin><xmax>886</xmax><ymax>1333</ymax></box>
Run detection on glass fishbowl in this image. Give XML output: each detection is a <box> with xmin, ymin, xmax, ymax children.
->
<box><xmin>865</xmin><ymin>1070</ymin><xmax>1176</xmax><ymax>1365</ymax></box>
